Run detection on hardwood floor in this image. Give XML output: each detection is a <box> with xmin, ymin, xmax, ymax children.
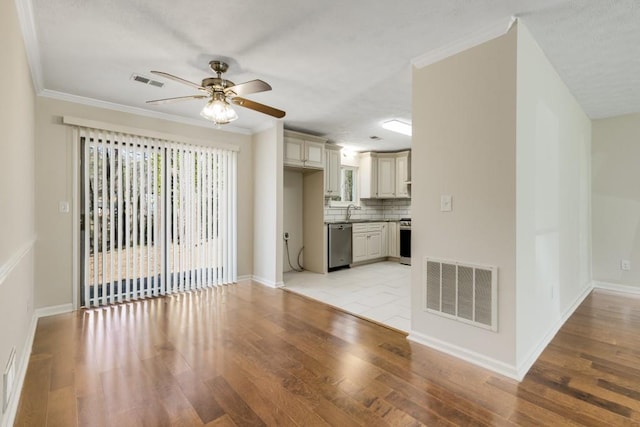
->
<box><xmin>13</xmin><ymin>285</ymin><xmax>640</xmax><ymax>426</ymax></box>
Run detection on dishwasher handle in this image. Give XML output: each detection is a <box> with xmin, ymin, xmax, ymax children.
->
<box><xmin>329</xmin><ymin>223</ymin><xmax>352</xmax><ymax>231</ymax></box>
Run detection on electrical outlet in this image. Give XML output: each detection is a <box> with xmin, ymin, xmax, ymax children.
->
<box><xmin>283</xmin><ymin>232</ymin><xmax>290</xmax><ymax>241</ymax></box>
<box><xmin>621</xmin><ymin>259</ymin><xmax>631</xmax><ymax>271</ymax></box>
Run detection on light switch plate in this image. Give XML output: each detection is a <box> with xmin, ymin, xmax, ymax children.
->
<box><xmin>621</xmin><ymin>259</ymin><xmax>631</xmax><ymax>271</ymax></box>
<box><xmin>440</xmin><ymin>195</ymin><xmax>452</xmax><ymax>212</ymax></box>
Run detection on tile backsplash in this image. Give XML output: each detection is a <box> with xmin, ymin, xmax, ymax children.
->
<box><xmin>324</xmin><ymin>199</ymin><xmax>411</xmax><ymax>222</ymax></box>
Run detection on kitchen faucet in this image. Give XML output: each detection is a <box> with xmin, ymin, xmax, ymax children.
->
<box><xmin>346</xmin><ymin>203</ymin><xmax>357</xmax><ymax>220</ymax></box>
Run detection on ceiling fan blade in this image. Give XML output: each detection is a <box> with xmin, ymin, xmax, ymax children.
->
<box><xmin>146</xmin><ymin>95</ymin><xmax>209</xmax><ymax>105</ymax></box>
<box><xmin>231</xmin><ymin>97</ymin><xmax>285</xmax><ymax>119</ymax></box>
<box><xmin>150</xmin><ymin>71</ymin><xmax>206</xmax><ymax>91</ymax></box>
<box><xmin>225</xmin><ymin>79</ymin><xmax>272</xmax><ymax>97</ymax></box>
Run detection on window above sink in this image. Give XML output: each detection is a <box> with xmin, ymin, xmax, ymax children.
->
<box><xmin>329</xmin><ymin>165</ymin><xmax>360</xmax><ymax>207</ymax></box>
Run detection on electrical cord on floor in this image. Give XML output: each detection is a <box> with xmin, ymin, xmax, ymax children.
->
<box><xmin>285</xmin><ymin>239</ymin><xmax>304</xmax><ymax>272</ymax></box>
<box><xmin>296</xmin><ymin>246</ymin><xmax>304</xmax><ymax>270</ymax></box>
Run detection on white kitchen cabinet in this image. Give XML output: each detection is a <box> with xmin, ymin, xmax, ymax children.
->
<box><xmin>377</xmin><ymin>156</ymin><xmax>396</xmax><ymax>198</ymax></box>
<box><xmin>387</xmin><ymin>221</ymin><xmax>399</xmax><ymax>257</ymax></box>
<box><xmin>284</xmin><ymin>130</ymin><xmax>327</xmax><ymax>169</ymax></box>
<box><xmin>359</xmin><ymin>151</ymin><xmax>411</xmax><ymax>199</ymax></box>
<box><xmin>358</xmin><ymin>152</ymin><xmax>378</xmax><ymax>198</ymax></box>
<box><xmin>367</xmin><ymin>223</ymin><xmax>383</xmax><ymax>258</ymax></box>
<box><xmin>324</xmin><ymin>145</ymin><xmax>341</xmax><ymax>196</ymax></box>
<box><xmin>380</xmin><ymin>222</ymin><xmax>388</xmax><ymax>257</ymax></box>
<box><xmin>395</xmin><ymin>151</ymin><xmax>411</xmax><ymax>198</ymax></box>
<box><xmin>352</xmin><ymin>222</ymin><xmax>385</xmax><ymax>263</ymax></box>
<box><xmin>352</xmin><ymin>231</ymin><xmax>368</xmax><ymax>263</ymax></box>
<box><xmin>284</xmin><ymin>136</ymin><xmax>305</xmax><ymax>167</ymax></box>
<box><xmin>368</xmin><ymin>232</ymin><xmax>382</xmax><ymax>258</ymax></box>
<box><xmin>305</xmin><ymin>141</ymin><xmax>325</xmax><ymax>169</ymax></box>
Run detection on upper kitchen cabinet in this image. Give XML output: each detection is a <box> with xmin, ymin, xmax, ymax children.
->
<box><xmin>359</xmin><ymin>151</ymin><xmax>411</xmax><ymax>199</ymax></box>
<box><xmin>376</xmin><ymin>156</ymin><xmax>396</xmax><ymax>198</ymax></box>
<box><xmin>359</xmin><ymin>152</ymin><xmax>378</xmax><ymax>199</ymax></box>
<box><xmin>395</xmin><ymin>151</ymin><xmax>411</xmax><ymax>198</ymax></box>
<box><xmin>324</xmin><ymin>144</ymin><xmax>341</xmax><ymax>197</ymax></box>
<box><xmin>284</xmin><ymin>130</ymin><xmax>326</xmax><ymax>169</ymax></box>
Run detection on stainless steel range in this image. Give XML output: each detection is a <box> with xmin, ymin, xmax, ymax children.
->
<box><xmin>399</xmin><ymin>218</ymin><xmax>411</xmax><ymax>265</ymax></box>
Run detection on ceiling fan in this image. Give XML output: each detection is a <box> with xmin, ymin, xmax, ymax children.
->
<box><xmin>147</xmin><ymin>60</ymin><xmax>285</xmax><ymax>125</ymax></box>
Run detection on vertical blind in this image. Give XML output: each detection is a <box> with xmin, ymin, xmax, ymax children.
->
<box><xmin>81</xmin><ymin>127</ymin><xmax>237</xmax><ymax>307</ymax></box>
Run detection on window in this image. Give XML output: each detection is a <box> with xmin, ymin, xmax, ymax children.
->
<box><xmin>331</xmin><ymin>166</ymin><xmax>359</xmax><ymax>207</ymax></box>
<box><xmin>341</xmin><ymin>166</ymin><xmax>357</xmax><ymax>202</ymax></box>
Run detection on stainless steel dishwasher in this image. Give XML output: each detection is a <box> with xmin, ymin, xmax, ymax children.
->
<box><xmin>328</xmin><ymin>223</ymin><xmax>352</xmax><ymax>271</ymax></box>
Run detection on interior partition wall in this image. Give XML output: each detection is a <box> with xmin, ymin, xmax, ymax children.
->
<box><xmin>79</xmin><ymin>126</ymin><xmax>237</xmax><ymax>307</ymax></box>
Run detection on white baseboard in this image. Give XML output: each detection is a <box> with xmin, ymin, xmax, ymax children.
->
<box><xmin>408</xmin><ymin>283</ymin><xmax>595</xmax><ymax>382</ymax></box>
<box><xmin>515</xmin><ymin>283</ymin><xmax>593</xmax><ymax>380</ymax></box>
<box><xmin>407</xmin><ymin>330</ymin><xmax>521</xmax><ymax>380</ymax></box>
<box><xmin>236</xmin><ymin>275</ymin><xmax>252</xmax><ymax>283</ymax></box>
<box><xmin>593</xmin><ymin>281</ymin><xmax>640</xmax><ymax>295</ymax></box>
<box><xmin>35</xmin><ymin>303</ymin><xmax>74</xmax><ymax>319</ymax></box>
<box><xmin>251</xmin><ymin>275</ymin><xmax>284</xmax><ymax>288</ymax></box>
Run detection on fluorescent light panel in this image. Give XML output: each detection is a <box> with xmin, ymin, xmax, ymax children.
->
<box><xmin>382</xmin><ymin>119</ymin><xmax>412</xmax><ymax>136</ymax></box>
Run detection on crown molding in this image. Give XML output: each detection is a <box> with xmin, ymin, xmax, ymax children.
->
<box><xmin>14</xmin><ymin>0</ymin><xmax>44</xmax><ymax>93</ymax></box>
<box><xmin>412</xmin><ymin>16</ymin><xmax>517</xmax><ymax>69</ymax></box>
<box><xmin>39</xmin><ymin>89</ymin><xmax>253</xmax><ymax>135</ymax></box>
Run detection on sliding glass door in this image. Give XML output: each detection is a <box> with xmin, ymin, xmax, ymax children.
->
<box><xmin>80</xmin><ymin>128</ymin><xmax>237</xmax><ymax>307</ymax></box>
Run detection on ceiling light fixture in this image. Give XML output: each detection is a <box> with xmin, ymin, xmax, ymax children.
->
<box><xmin>200</xmin><ymin>92</ymin><xmax>238</xmax><ymax>125</ymax></box>
<box><xmin>382</xmin><ymin>119</ymin><xmax>412</xmax><ymax>136</ymax></box>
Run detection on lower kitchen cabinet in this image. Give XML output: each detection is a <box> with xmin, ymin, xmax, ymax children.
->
<box><xmin>387</xmin><ymin>221</ymin><xmax>398</xmax><ymax>257</ymax></box>
<box><xmin>381</xmin><ymin>222</ymin><xmax>388</xmax><ymax>257</ymax></box>
<box><xmin>352</xmin><ymin>232</ymin><xmax>368</xmax><ymax>263</ymax></box>
<box><xmin>352</xmin><ymin>223</ymin><xmax>384</xmax><ymax>263</ymax></box>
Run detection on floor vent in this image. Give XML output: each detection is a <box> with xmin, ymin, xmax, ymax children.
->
<box><xmin>423</xmin><ymin>258</ymin><xmax>497</xmax><ymax>331</ymax></box>
<box><xmin>131</xmin><ymin>73</ymin><xmax>165</xmax><ymax>88</ymax></box>
<box><xmin>3</xmin><ymin>347</ymin><xmax>16</xmax><ymax>413</ymax></box>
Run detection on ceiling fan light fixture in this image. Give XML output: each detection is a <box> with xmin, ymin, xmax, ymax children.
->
<box><xmin>382</xmin><ymin>119</ymin><xmax>412</xmax><ymax>136</ymax></box>
<box><xmin>200</xmin><ymin>93</ymin><xmax>238</xmax><ymax>124</ymax></box>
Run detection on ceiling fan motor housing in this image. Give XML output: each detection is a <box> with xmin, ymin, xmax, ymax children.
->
<box><xmin>201</xmin><ymin>77</ymin><xmax>234</xmax><ymax>91</ymax></box>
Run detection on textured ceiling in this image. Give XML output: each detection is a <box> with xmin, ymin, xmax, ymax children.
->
<box><xmin>26</xmin><ymin>0</ymin><xmax>640</xmax><ymax>151</ymax></box>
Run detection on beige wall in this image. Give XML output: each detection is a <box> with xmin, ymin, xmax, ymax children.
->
<box><xmin>515</xmin><ymin>23</ymin><xmax>592</xmax><ymax>369</ymax></box>
<box><xmin>411</xmin><ymin>28</ymin><xmax>518</xmax><ymax>367</ymax></box>
<box><xmin>302</xmin><ymin>170</ymin><xmax>325</xmax><ymax>273</ymax></box>
<box><xmin>283</xmin><ymin>170</ymin><xmax>304</xmax><ymax>273</ymax></box>
<box><xmin>0</xmin><ymin>0</ymin><xmax>36</xmax><ymax>422</ymax></box>
<box><xmin>34</xmin><ymin>97</ymin><xmax>254</xmax><ymax>308</ymax></box>
<box><xmin>592</xmin><ymin>113</ymin><xmax>640</xmax><ymax>288</ymax></box>
<box><xmin>252</xmin><ymin>124</ymin><xmax>284</xmax><ymax>286</ymax></box>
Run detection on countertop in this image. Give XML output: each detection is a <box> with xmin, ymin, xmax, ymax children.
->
<box><xmin>324</xmin><ymin>219</ymin><xmax>397</xmax><ymax>225</ymax></box>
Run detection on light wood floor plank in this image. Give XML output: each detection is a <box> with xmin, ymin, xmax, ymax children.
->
<box><xmin>13</xmin><ymin>286</ymin><xmax>640</xmax><ymax>426</ymax></box>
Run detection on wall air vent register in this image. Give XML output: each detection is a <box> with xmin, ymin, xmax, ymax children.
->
<box><xmin>423</xmin><ymin>258</ymin><xmax>497</xmax><ymax>331</ymax></box>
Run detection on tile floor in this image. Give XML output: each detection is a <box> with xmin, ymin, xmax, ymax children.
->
<box><xmin>283</xmin><ymin>261</ymin><xmax>411</xmax><ymax>332</ymax></box>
